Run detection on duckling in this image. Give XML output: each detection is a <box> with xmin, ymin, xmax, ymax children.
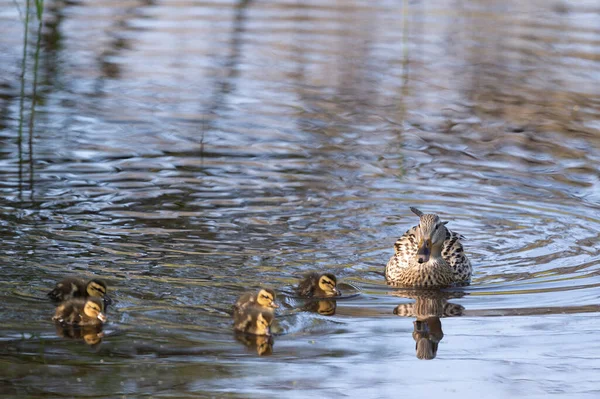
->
<box><xmin>233</xmin><ymin>288</ymin><xmax>278</xmax><ymax>315</ymax></box>
<box><xmin>52</xmin><ymin>297</ymin><xmax>107</xmax><ymax>327</ymax></box>
<box><xmin>296</xmin><ymin>273</ymin><xmax>340</xmax><ymax>298</ymax></box>
<box><xmin>385</xmin><ymin>207</ymin><xmax>472</xmax><ymax>287</ymax></box>
<box><xmin>233</xmin><ymin>308</ymin><xmax>273</xmax><ymax>336</ymax></box>
<box><xmin>48</xmin><ymin>277</ymin><xmax>112</xmax><ymax>309</ymax></box>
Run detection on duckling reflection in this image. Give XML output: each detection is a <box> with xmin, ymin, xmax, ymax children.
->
<box><xmin>234</xmin><ymin>333</ymin><xmax>274</xmax><ymax>356</ymax></box>
<box><xmin>302</xmin><ymin>299</ymin><xmax>337</xmax><ymax>316</ymax></box>
<box><xmin>54</xmin><ymin>323</ymin><xmax>104</xmax><ymax>349</ymax></box>
<box><xmin>392</xmin><ymin>290</ymin><xmax>465</xmax><ymax>360</ymax></box>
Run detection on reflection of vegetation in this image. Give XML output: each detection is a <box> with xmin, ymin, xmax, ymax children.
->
<box><xmin>17</xmin><ymin>0</ymin><xmax>44</xmax><ymax>200</ymax></box>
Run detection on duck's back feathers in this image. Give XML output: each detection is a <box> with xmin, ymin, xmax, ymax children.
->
<box><xmin>441</xmin><ymin>230</ymin><xmax>472</xmax><ymax>283</ymax></box>
<box><xmin>47</xmin><ymin>278</ymin><xmax>86</xmax><ymax>302</ymax></box>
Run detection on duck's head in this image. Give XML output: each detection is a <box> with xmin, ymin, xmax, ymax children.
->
<box><xmin>251</xmin><ymin>310</ymin><xmax>273</xmax><ymax>336</ymax></box>
<box><xmin>86</xmin><ymin>279</ymin><xmax>112</xmax><ymax>307</ymax></box>
<box><xmin>256</xmin><ymin>288</ymin><xmax>278</xmax><ymax>309</ymax></box>
<box><xmin>83</xmin><ymin>298</ymin><xmax>107</xmax><ymax>323</ymax></box>
<box><xmin>318</xmin><ymin>273</ymin><xmax>340</xmax><ymax>297</ymax></box>
<box><xmin>411</xmin><ymin>207</ymin><xmax>448</xmax><ymax>264</ymax></box>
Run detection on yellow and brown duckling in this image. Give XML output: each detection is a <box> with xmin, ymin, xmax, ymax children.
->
<box><xmin>385</xmin><ymin>207</ymin><xmax>472</xmax><ymax>288</ymax></box>
<box><xmin>52</xmin><ymin>297</ymin><xmax>107</xmax><ymax>327</ymax></box>
<box><xmin>233</xmin><ymin>307</ymin><xmax>274</xmax><ymax>336</ymax></box>
<box><xmin>233</xmin><ymin>288</ymin><xmax>278</xmax><ymax>315</ymax></box>
<box><xmin>296</xmin><ymin>273</ymin><xmax>340</xmax><ymax>298</ymax></box>
<box><xmin>48</xmin><ymin>277</ymin><xmax>112</xmax><ymax>305</ymax></box>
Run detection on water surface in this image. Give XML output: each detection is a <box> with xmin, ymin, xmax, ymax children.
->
<box><xmin>1</xmin><ymin>0</ymin><xmax>600</xmax><ymax>397</ymax></box>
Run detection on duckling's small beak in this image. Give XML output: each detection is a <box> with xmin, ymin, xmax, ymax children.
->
<box><xmin>416</xmin><ymin>238</ymin><xmax>431</xmax><ymax>264</ymax></box>
<box><xmin>270</xmin><ymin>302</ymin><xmax>279</xmax><ymax>309</ymax></box>
<box><xmin>97</xmin><ymin>312</ymin><xmax>107</xmax><ymax>323</ymax></box>
<box><xmin>333</xmin><ymin>287</ymin><xmax>341</xmax><ymax>296</ymax></box>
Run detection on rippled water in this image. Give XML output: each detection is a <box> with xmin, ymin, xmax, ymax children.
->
<box><xmin>1</xmin><ymin>0</ymin><xmax>600</xmax><ymax>397</ymax></box>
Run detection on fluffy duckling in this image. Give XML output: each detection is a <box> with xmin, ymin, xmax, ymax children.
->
<box><xmin>296</xmin><ymin>273</ymin><xmax>340</xmax><ymax>298</ymax></box>
<box><xmin>233</xmin><ymin>288</ymin><xmax>278</xmax><ymax>315</ymax></box>
<box><xmin>52</xmin><ymin>297</ymin><xmax>107</xmax><ymax>327</ymax></box>
<box><xmin>48</xmin><ymin>277</ymin><xmax>112</xmax><ymax>308</ymax></box>
<box><xmin>233</xmin><ymin>308</ymin><xmax>274</xmax><ymax>336</ymax></box>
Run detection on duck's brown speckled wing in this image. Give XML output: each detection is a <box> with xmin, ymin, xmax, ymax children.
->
<box><xmin>385</xmin><ymin>226</ymin><xmax>418</xmax><ymax>280</ymax></box>
<box><xmin>392</xmin><ymin>226</ymin><xmax>419</xmax><ymax>262</ymax></box>
<box><xmin>441</xmin><ymin>229</ymin><xmax>472</xmax><ymax>283</ymax></box>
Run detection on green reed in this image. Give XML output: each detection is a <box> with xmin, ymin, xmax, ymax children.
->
<box><xmin>17</xmin><ymin>0</ymin><xmax>44</xmax><ymax>200</ymax></box>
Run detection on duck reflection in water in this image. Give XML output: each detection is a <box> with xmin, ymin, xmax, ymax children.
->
<box><xmin>55</xmin><ymin>324</ymin><xmax>104</xmax><ymax>349</ymax></box>
<box><xmin>392</xmin><ymin>290</ymin><xmax>465</xmax><ymax>360</ymax></box>
<box><xmin>234</xmin><ymin>333</ymin><xmax>274</xmax><ymax>356</ymax></box>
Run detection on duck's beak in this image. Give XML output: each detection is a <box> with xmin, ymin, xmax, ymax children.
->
<box><xmin>416</xmin><ymin>238</ymin><xmax>431</xmax><ymax>263</ymax></box>
<box><xmin>333</xmin><ymin>287</ymin><xmax>341</xmax><ymax>296</ymax></box>
<box><xmin>270</xmin><ymin>302</ymin><xmax>279</xmax><ymax>309</ymax></box>
<box><xmin>97</xmin><ymin>312</ymin><xmax>107</xmax><ymax>323</ymax></box>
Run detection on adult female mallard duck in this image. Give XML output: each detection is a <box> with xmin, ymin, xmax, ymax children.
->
<box><xmin>233</xmin><ymin>288</ymin><xmax>278</xmax><ymax>315</ymax></box>
<box><xmin>296</xmin><ymin>273</ymin><xmax>340</xmax><ymax>298</ymax></box>
<box><xmin>233</xmin><ymin>308</ymin><xmax>274</xmax><ymax>336</ymax></box>
<box><xmin>385</xmin><ymin>207</ymin><xmax>472</xmax><ymax>287</ymax></box>
<box><xmin>48</xmin><ymin>277</ymin><xmax>112</xmax><ymax>308</ymax></box>
<box><xmin>52</xmin><ymin>297</ymin><xmax>107</xmax><ymax>327</ymax></box>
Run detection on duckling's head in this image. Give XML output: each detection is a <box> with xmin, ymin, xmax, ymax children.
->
<box><xmin>83</xmin><ymin>298</ymin><xmax>107</xmax><ymax>323</ymax></box>
<box><xmin>86</xmin><ymin>279</ymin><xmax>107</xmax><ymax>298</ymax></box>
<box><xmin>318</xmin><ymin>273</ymin><xmax>339</xmax><ymax>297</ymax></box>
<box><xmin>256</xmin><ymin>288</ymin><xmax>278</xmax><ymax>309</ymax></box>
<box><xmin>411</xmin><ymin>207</ymin><xmax>448</xmax><ymax>263</ymax></box>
